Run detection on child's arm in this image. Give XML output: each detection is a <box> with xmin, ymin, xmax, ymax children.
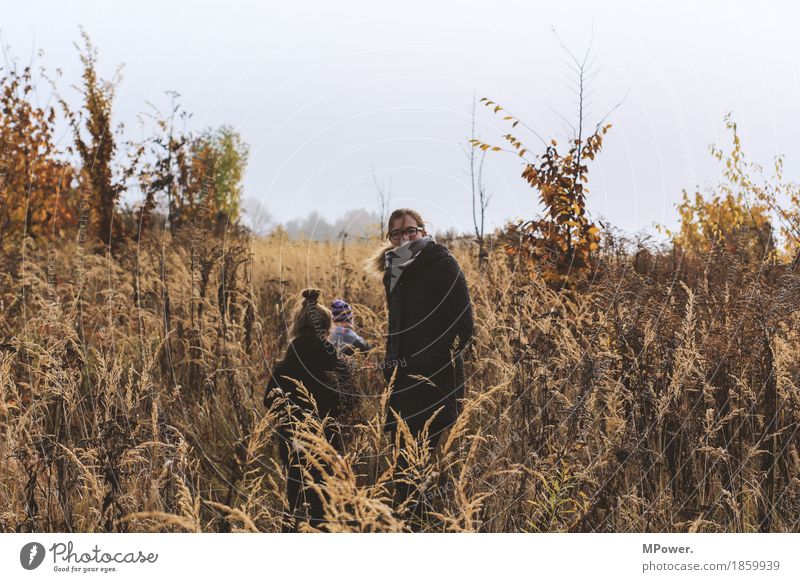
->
<box><xmin>353</xmin><ymin>333</ymin><xmax>371</xmax><ymax>353</ymax></box>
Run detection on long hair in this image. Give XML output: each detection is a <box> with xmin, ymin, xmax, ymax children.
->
<box><xmin>288</xmin><ymin>288</ymin><xmax>333</xmax><ymax>341</ymax></box>
<box><xmin>366</xmin><ymin>208</ymin><xmax>427</xmax><ymax>275</ymax></box>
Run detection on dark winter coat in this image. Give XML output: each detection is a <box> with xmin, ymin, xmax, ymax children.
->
<box><xmin>378</xmin><ymin>241</ymin><xmax>474</xmax><ymax>438</ymax></box>
<box><xmin>264</xmin><ymin>333</ymin><xmax>356</xmax><ymax>530</ymax></box>
<box><xmin>264</xmin><ymin>333</ymin><xmax>356</xmax><ymax>418</ymax></box>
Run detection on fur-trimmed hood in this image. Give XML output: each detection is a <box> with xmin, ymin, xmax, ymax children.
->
<box><xmin>366</xmin><ymin>244</ymin><xmax>394</xmax><ymax>275</ymax></box>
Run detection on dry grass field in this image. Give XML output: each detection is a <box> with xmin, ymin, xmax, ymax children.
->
<box><xmin>1</xmin><ymin>230</ymin><xmax>798</xmax><ymax>533</ymax></box>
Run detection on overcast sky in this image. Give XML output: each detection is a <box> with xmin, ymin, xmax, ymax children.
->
<box><xmin>3</xmin><ymin>0</ymin><xmax>799</xmax><ymax>236</ymax></box>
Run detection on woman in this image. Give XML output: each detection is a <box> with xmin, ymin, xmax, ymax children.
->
<box><xmin>372</xmin><ymin>208</ymin><xmax>475</xmax><ymax>448</ymax></box>
<box><xmin>264</xmin><ymin>288</ymin><xmax>357</xmax><ymax>532</ymax></box>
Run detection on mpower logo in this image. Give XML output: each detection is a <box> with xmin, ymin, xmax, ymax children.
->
<box><xmin>20</xmin><ymin>542</ymin><xmax>46</xmax><ymax>570</ymax></box>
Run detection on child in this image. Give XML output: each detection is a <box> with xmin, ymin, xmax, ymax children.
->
<box><xmin>330</xmin><ymin>298</ymin><xmax>371</xmax><ymax>356</ymax></box>
<box><xmin>264</xmin><ymin>288</ymin><xmax>356</xmax><ymax>532</ymax></box>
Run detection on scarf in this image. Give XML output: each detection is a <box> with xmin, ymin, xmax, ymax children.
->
<box><xmin>384</xmin><ymin>235</ymin><xmax>434</xmax><ymax>293</ymax></box>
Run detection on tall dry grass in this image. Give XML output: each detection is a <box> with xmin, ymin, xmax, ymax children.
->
<box><xmin>0</xmin><ymin>229</ymin><xmax>798</xmax><ymax>532</ymax></box>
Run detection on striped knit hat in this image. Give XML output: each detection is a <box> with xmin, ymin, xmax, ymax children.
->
<box><xmin>330</xmin><ymin>299</ymin><xmax>353</xmax><ymax>324</ymax></box>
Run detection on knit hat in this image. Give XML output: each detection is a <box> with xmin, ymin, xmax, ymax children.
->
<box><xmin>330</xmin><ymin>299</ymin><xmax>353</xmax><ymax>324</ymax></box>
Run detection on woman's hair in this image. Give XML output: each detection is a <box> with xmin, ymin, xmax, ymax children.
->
<box><xmin>386</xmin><ymin>208</ymin><xmax>425</xmax><ymax>234</ymax></box>
<box><xmin>289</xmin><ymin>288</ymin><xmax>333</xmax><ymax>340</ymax></box>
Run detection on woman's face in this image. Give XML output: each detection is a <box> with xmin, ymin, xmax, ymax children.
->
<box><xmin>388</xmin><ymin>215</ymin><xmax>426</xmax><ymax>248</ymax></box>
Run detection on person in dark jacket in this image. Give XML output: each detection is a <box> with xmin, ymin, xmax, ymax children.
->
<box><xmin>371</xmin><ymin>208</ymin><xmax>475</xmax><ymax>522</ymax></box>
<box><xmin>264</xmin><ymin>288</ymin><xmax>356</xmax><ymax>532</ymax></box>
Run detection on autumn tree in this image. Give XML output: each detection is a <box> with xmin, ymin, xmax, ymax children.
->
<box><xmin>135</xmin><ymin>92</ymin><xmax>194</xmax><ymax>237</ymax></box>
<box><xmin>471</xmin><ymin>37</ymin><xmax>613</xmax><ymax>288</ymax></box>
<box><xmin>188</xmin><ymin>126</ymin><xmax>248</xmax><ymax>237</ymax></box>
<box><xmin>669</xmin><ymin>190</ymin><xmax>774</xmax><ymax>261</ymax></box>
<box><xmin>665</xmin><ymin>115</ymin><xmax>780</xmax><ymax>262</ymax></box>
<box><xmin>134</xmin><ymin>95</ymin><xmax>248</xmax><ymax>240</ymax></box>
<box><xmin>713</xmin><ymin>114</ymin><xmax>796</xmax><ymax>260</ymax></box>
<box><xmin>63</xmin><ymin>30</ymin><xmax>134</xmax><ymax>249</ymax></box>
<box><xmin>0</xmin><ymin>63</ymin><xmax>79</xmax><ymax>248</ymax></box>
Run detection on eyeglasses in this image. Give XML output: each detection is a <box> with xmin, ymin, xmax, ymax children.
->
<box><xmin>387</xmin><ymin>226</ymin><xmax>424</xmax><ymax>241</ymax></box>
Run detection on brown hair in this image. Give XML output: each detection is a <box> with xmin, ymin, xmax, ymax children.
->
<box><xmin>289</xmin><ymin>288</ymin><xmax>333</xmax><ymax>340</ymax></box>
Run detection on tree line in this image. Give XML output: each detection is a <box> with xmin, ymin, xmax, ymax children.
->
<box><xmin>0</xmin><ymin>31</ymin><xmax>248</xmax><ymax>252</ymax></box>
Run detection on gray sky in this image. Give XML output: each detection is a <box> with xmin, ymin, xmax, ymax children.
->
<box><xmin>3</xmin><ymin>0</ymin><xmax>799</xmax><ymax>236</ymax></box>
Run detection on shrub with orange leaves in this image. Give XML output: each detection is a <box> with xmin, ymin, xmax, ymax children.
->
<box><xmin>663</xmin><ymin>115</ymin><xmax>779</xmax><ymax>263</ymax></box>
<box><xmin>0</xmin><ymin>65</ymin><xmax>80</xmax><ymax>248</ymax></box>
<box><xmin>471</xmin><ymin>98</ymin><xmax>609</xmax><ymax>288</ymax></box>
<box><xmin>669</xmin><ymin>189</ymin><xmax>774</xmax><ymax>261</ymax></box>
